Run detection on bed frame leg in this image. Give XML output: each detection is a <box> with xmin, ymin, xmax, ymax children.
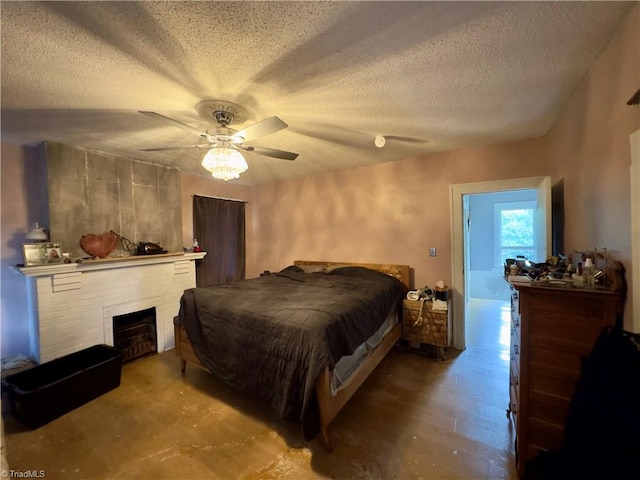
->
<box><xmin>180</xmin><ymin>359</ymin><xmax>187</xmax><ymax>374</ymax></box>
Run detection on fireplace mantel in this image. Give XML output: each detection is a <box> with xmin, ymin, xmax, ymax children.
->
<box><xmin>14</xmin><ymin>252</ymin><xmax>206</xmax><ymax>277</ymax></box>
<box><xmin>15</xmin><ymin>252</ymin><xmax>206</xmax><ymax>363</ymax></box>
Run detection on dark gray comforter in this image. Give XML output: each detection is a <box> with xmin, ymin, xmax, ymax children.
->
<box><xmin>178</xmin><ymin>265</ymin><xmax>406</xmax><ymax>439</ymax></box>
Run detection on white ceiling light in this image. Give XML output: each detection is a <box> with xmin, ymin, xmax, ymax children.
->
<box><xmin>374</xmin><ymin>135</ymin><xmax>386</xmax><ymax>148</ymax></box>
<box><xmin>201</xmin><ymin>147</ymin><xmax>248</xmax><ymax>181</ymax></box>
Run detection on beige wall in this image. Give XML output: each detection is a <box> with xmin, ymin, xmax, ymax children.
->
<box><xmin>249</xmin><ymin>136</ymin><xmax>548</xmax><ymax>289</ymax></box>
<box><xmin>547</xmin><ymin>5</ymin><xmax>639</xmax><ymax>324</ymax></box>
<box><xmin>1</xmin><ymin>143</ymin><xmax>47</xmax><ymax>357</ymax></box>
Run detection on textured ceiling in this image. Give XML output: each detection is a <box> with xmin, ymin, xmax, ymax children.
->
<box><xmin>0</xmin><ymin>1</ymin><xmax>634</xmax><ymax>185</ymax></box>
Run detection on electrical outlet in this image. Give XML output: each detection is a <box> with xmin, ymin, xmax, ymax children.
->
<box><xmin>429</xmin><ymin>246</ymin><xmax>437</xmax><ymax>257</ymax></box>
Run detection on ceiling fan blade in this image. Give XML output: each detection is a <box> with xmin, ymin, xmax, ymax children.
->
<box><xmin>243</xmin><ymin>146</ymin><xmax>298</xmax><ymax>161</ymax></box>
<box><xmin>234</xmin><ymin>116</ymin><xmax>288</xmax><ymax>142</ymax></box>
<box><xmin>140</xmin><ymin>144</ymin><xmax>210</xmax><ymax>151</ymax></box>
<box><xmin>139</xmin><ymin>111</ymin><xmax>207</xmax><ymax>138</ymax></box>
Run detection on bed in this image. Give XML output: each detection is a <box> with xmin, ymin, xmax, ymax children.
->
<box><xmin>174</xmin><ymin>260</ymin><xmax>410</xmax><ymax>450</ymax></box>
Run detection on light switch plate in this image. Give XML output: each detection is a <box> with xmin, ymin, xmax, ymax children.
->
<box><xmin>429</xmin><ymin>246</ymin><xmax>437</xmax><ymax>257</ymax></box>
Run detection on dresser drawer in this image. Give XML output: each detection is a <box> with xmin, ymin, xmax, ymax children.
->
<box><xmin>529</xmin><ymin>371</ymin><xmax>576</xmax><ymax>401</ymax></box>
<box><xmin>528</xmin><ymin>418</ymin><xmax>564</xmax><ymax>453</ymax></box>
<box><xmin>511</xmin><ymin>313</ymin><xmax>521</xmax><ymax>338</ymax></box>
<box><xmin>529</xmin><ymin>397</ymin><xmax>569</xmax><ymax>429</ymax></box>
<box><xmin>511</xmin><ymin>339</ymin><xmax>521</xmax><ymax>364</ymax></box>
<box><xmin>529</xmin><ymin>345</ymin><xmax>582</xmax><ymax>375</ymax></box>
<box><xmin>510</xmin><ymin>286</ymin><xmax>520</xmax><ymax>312</ymax></box>
<box><xmin>508</xmin><ymin>383</ymin><xmax>519</xmax><ymax>431</ymax></box>
<box><xmin>510</xmin><ymin>373</ymin><xmax>519</xmax><ymax>402</ymax></box>
<box><xmin>510</xmin><ymin>350</ymin><xmax>520</xmax><ymax>380</ymax></box>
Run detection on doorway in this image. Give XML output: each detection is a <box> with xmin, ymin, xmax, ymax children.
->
<box><xmin>630</xmin><ymin>128</ymin><xmax>639</xmax><ymax>332</ymax></box>
<box><xmin>450</xmin><ymin>177</ymin><xmax>551</xmax><ymax>350</ymax></box>
<box><xmin>464</xmin><ymin>190</ymin><xmax>538</xmax><ymax>351</ymax></box>
<box><xmin>466</xmin><ymin>191</ymin><xmax>538</xmax><ymax>301</ymax></box>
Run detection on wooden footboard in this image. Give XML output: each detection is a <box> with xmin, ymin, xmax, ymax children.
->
<box><xmin>315</xmin><ymin>322</ymin><xmax>402</xmax><ymax>451</ymax></box>
<box><xmin>173</xmin><ymin>317</ymin><xmax>401</xmax><ymax>451</ymax></box>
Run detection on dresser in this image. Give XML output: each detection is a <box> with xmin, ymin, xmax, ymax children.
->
<box><xmin>402</xmin><ymin>299</ymin><xmax>451</xmax><ymax>358</ymax></box>
<box><xmin>507</xmin><ymin>283</ymin><xmax>619</xmax><ymax>477</ymax></box>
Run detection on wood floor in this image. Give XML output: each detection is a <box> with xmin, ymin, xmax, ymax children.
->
<box><xmin>2</xmin><ymin>299</ymin><xmax>517</xmax><ymax>479</ymax></box>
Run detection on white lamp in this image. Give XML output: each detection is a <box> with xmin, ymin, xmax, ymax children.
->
<box><xmin>25</xmin><ymin>222</ymin><xmax>48</xmax><ymax>241</ymax></box>
<box><xmin>201</xmin><ymin>147</ymin><xmax>248</xmax><ymax>181</ymax></box>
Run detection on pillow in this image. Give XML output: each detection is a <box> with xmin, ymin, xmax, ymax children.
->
<box><xmin>279</xmin><ymin>265</ymin><xmax>305</xmax><ymax>274</ymax></box>
<box><xmin>324</xmin><ymin>264</ymin><xmax>352</xmax><ymax>272</ymax></box>
<box><xmin>295</xmin><ymin>264</ymin><xmax>328</xmax><ymax>273</ymax></box>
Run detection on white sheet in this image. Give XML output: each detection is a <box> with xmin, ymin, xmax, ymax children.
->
<box><xmin>330</xmin><ymin>310</ymin><xmax>398</xmax><ymax>396</ymax></box>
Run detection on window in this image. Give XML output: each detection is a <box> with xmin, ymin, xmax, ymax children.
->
<box><xmin>495</xmin><ymin>201</ymin><xmax>536</xmax><ymax>266</ymax></box>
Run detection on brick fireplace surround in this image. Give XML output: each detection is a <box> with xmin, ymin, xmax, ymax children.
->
<box><xmin>14</xmin><ymin>252</ymin><xmax>205</xmax><ymax>363</ymax></box>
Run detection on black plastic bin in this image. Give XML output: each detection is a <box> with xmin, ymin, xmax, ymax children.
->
<box><xmin>1</xmin><ymin>344</ymin><xmax>123</xmax><ymax>429</ymax></box>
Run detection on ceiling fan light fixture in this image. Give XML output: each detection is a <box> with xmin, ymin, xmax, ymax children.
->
<box><xmin>201</xmin><ymin>147</ymin><xmax>248</xmax><ymax>181</ymax></box>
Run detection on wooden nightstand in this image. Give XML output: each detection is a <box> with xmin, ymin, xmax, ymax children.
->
<box><xmin>402</xmin><ymin>299</ymin><xmax>451</xmax><ymax>359</ymax></box>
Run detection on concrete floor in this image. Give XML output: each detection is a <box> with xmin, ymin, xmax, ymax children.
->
<box><xmin>2</xmin><ymin>299</ymin><xmax>516</xmax><ymax>479</ymax></box>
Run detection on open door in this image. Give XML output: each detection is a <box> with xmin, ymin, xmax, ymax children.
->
<box><xmin>451</xmin><ymin>176</ymin><xmax>551</xmax><ymax>350</ymax></box>
<box><xmin>536</xmin><ymin>177</ymin><xmax>552</xmax><ymax>263</ymax></box>
<box><xmin>463</xmin><ymin>195</ymin><xmax>471</xmax><ymax>310</ymax></box>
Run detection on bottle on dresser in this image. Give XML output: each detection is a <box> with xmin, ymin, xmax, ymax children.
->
<box><xmin>583</xmin><ymin>257</ymin><xmax>595</xmax><ymax>288</ymax></box>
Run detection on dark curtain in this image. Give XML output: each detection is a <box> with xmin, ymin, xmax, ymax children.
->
<box><xmin>193</xmin><ymin>195</ymin><xmax>246</xmax><ymax>286</ymax></box>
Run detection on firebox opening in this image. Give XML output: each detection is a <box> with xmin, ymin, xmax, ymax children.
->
<box><xmin>112</xmin><ymin>307</ymin><xmax>157</xmax><ymax>363</ymax></box>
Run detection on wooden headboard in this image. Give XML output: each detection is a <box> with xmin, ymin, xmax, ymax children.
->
<box><xmin>293</xmin><ymin>260</ymin><xmax>411</xmax><ymax>289</ymax></box>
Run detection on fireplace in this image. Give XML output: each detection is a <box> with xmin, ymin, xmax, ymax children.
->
<box><xmin>112</xmin><ymin>307</ymin><xmax>157</xmax><ymax>363</ymax></box>
<box><xmin>15</xmin><ymin>252</ymin><xmax>205</xmax><ymax>363</ymax></box>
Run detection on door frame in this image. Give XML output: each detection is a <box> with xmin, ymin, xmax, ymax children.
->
<box><xmin>450</xmin><ymin>176</ymin><xmax>551</xmax><ymax>350</ymax></box>
<box><xmin>630</xmin><ymin>128</ymin><xmax>639</xmax><ymax>332</ymax></box>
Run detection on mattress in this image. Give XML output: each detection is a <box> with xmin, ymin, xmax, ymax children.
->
<box><xmin>178</xmin><ymin>265</ymin><xmax>407</xmax><ymax>439</ymax></box>
<box><xmin>330</xmin><ymin>310</ymin><xmax>398</xmax><ymax>396</ymax></box>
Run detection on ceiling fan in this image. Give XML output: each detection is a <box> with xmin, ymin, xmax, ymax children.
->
<box><xmin>139</xmin><ymin>100</ymin><xmax>298</xmax><ymax>180</ymax></box>
<box><xmin>139</xmin><ymin>100</ymin><xmax>298</xmax><ymax>181</ymax></box>
<box><xmin>139</xmin><ymin>100</ymin><xmax>298</xmax><ymax>160</ymax></box>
